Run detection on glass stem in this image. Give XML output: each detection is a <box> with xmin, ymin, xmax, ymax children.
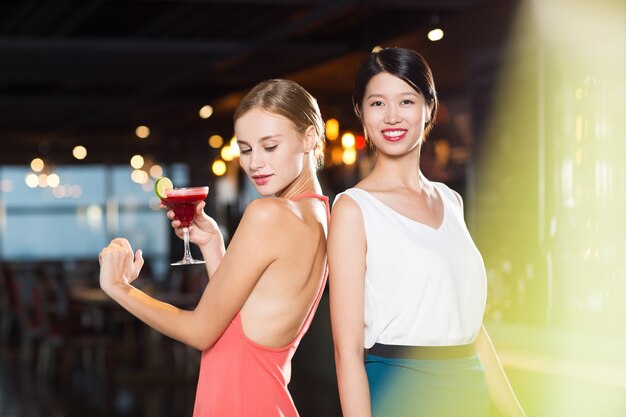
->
<box><xmin>182</xmin><ymin>227</ymin><xmax>193</xmax><ymax>262</ymax></box>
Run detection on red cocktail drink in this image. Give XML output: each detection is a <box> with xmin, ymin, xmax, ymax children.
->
<box><xmin>162</xmin><ymin>187</ymin><xmax>209</xmax><ymax>227</ymax></box>
<box><xmin>161</xmin><ymin>186</ymin><xmax>209</xmax><ymax>266</ymax></box>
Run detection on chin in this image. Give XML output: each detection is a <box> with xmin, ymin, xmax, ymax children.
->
<box><xmin>252</xmin><ymin>184</ymin><xmax>280</xmax><ymax>197</ymax></box>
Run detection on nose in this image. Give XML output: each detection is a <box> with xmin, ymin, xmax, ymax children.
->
<box><xmin>247</xmin><ymin>149</ymin><xmax>265</xmax><ymax>170</ymax></box>
<box><xmin>384</xmin><ymin>104</ymin><xmax>401</xmax><ymax>124</ymax></box>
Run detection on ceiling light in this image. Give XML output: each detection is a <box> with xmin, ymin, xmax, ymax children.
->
<box><xmin>73</xmin><ymin>146</ymin><xmax>87</xmax><ymax>160</ymax></box>
<box><xmin>428</xmin><ymin>28</ymin><xmax>444</xmax><ymax>42</ymax></box>
<box><xmin>199</xmin><ymin>105</ymin><xmax>214</xmax><ymax>119</ymax></box>
<box><xmin>31</xmin><ymin>158</ymin><xmax>44</xmax><ymax>172</ymax></box>
<box><xmin>130</xmin><ymin>154</ymin><xmax>144</xmax><ymax>169</ymax></box>
<box><xmin>212</xmin><ymin>159</ymin><xmax>226</xmax><ymax>176</ymax></box>
<box><xmin>135</xmin><ymin>125</ymin><xmax>150</xmax><ymax>139</ymax></box>
<box><xmin>209</xmin><ymin>135</ymin><xmax>224</xmax><ymax>148</ymax></box>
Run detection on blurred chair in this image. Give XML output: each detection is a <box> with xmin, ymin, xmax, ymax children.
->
<box><xmin>12</xmin><ymin>264</ymin><xmax>45</xmax><ymax>366</ymax></box>
<box><xmin>34</xmin><ymin>262</ymin><xmax>115</xmax><ymax>379</ymax></box>
<box><xmin>0</xmin><ymin>265</ymin><xmax>20</xmax><ymax>341</ymax></box>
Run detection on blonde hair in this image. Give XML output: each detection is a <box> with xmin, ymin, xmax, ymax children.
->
<box><xmin>234</xmin><ymin>79</ymin><xmax>326</xmax><ymax>169</ymax></box>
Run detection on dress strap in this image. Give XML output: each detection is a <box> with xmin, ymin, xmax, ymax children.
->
<box><xmin>290</xmin><ymin>193</ymin><xmax>330</xmax><ymax>223</ymax></box>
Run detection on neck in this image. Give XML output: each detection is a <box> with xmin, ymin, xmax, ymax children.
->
<box><xmin>370</xmin><ymin>144</ymin><xmax>425</xmax><ymax>191</ymax></box>
<box><xmin>276</xmin><ymin>155</ymin><xmax>322</xmax><ymax>199</ymax></box>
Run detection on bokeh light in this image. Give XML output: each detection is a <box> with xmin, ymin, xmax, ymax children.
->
<box><xmin>326</xmin><ymin>118</ymin><xmax>339</xmax><ymax>141</ymax></box>
<box><xmin>199</xmin><ymin>105</ymin><xmax>213</xmax><ymax>119</ymax></box>
<box><xmin>135</xmin><ymin>125</ymin><xmax>150</xmax><ymax>139</ymax></box>
<box><xmin>209</xmin><ymin>135</ymin><xmax>224</xmax><ymax>148</ymax></box>
<box><xmin>130</xmin><ymin>154</ymin><xmax>144</xmax><ymax>169</ymax></box>
<box><xmin>73</xmin><ymin>146</ymin><xmax>87</xmax><ymax>160</ymax></box>
<box><xmin>427</xmin><ymin>28</ymin><xmax>444</xmax><ymax>41</ymax></box>
<box><xmin>212</xmin><ymin>159</ymin><xmax>227</xmax><ymax>176</ymax></box>
<box><xmin>30</xmin><ymin>158</ymin><xmax>44</xmax><ymax>172</ymax></box>
<box><xmin>341</xmin><ymin>132</ymin><xmax>355</xmax><ymax>149</ymax></box>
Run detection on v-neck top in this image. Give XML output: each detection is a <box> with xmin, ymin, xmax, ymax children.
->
<box><xmin>192</xmin><ymin>193</ymin><xmax>329</xmax><ymax>417</ymax></box>
<box><xmin>334</xmin><ymin>183</ymin><xmax>486</xmax><ymax>348</ymax></box>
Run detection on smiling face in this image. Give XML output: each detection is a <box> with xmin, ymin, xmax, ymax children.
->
<box><xmin>361</xmin><ymin>72</ymin><xmax>432</xmax><ymax>157</ymax></box>
<box><xmin>235</xmin><ymin>107</ymin><xmax>310</xmax><ymax>196</ymax></box>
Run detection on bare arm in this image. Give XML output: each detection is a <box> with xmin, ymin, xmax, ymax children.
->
<box><xmin>328</xmin><ymin>195</ymin><xmax>371</xmax><ymax>417</ymax></box>
<box><xmin>476</xmin><ymin>325</ymin><xmax>527</xmax><ymax>417</ymax></box>
<box><xmin>99</xmin><ymin>198</ymin><xmax>284</xmax><ymax>351</ymax></box>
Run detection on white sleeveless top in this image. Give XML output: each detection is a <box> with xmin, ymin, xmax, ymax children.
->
<box><xmin>335</xmin><ymin>182</ymin><xmax>486</xmax><ymax>348</ymax></box>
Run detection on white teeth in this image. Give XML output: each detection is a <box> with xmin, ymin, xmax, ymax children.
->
<box><xmin>384</xmin><ymin>130</ymin><xmax>405</xmax><ymax>137</ymax></box>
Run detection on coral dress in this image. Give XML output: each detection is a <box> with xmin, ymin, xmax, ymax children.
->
<box><xmin>192</xmin><ymin>194</ymin><xmax>329</xmax><ymax>417</ymax></box>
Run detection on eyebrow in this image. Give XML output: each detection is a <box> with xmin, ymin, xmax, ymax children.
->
<box><xmin>237</xmin><ymin>134</ymin><xmax>281</xmax><ymax>146</ymax></box>
<box><xmin>366</xmin><ymin>91</ymin><xmax>419</xmax><ymax>100</ymax></box>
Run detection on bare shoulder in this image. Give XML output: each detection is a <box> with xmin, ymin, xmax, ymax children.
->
<box><xmin>241</xmin><ymin>197</ymin><xmax>295</xmax><ymax>229</ymax></box>
<box><xmin>331</xmin><ymin>192</ymin><xmax>362</xmax><ymax>219</ymax></box>
<box><xmin>241</xmin><ymin>197</ymin><xmax>311</xmax><ymax>235</ymax></box>
<box><xmin>244</xmin><ymin>197</ymin><xmax>288</xmax><ymax>219</ymax></box>
<box><xmin>330</xmin><ymin>192</ymin><xmax>364</xmax><ymax>239</ymax></box>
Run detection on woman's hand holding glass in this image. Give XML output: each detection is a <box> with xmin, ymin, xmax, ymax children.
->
<box><xmin>161</xmin><ymin>200</ymin><xmax>224</xmax><ymax>252</ymax></box>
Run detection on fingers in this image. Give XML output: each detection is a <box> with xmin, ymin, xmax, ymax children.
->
<box><xmin>171</xmin><ymin>219</ymin><xmax>182</xmax><ymax>230</ymax></box>
<box><xmin>133</xmin><ymin>249</ymin><xmax>145</xmax><ymax>274</ymax></box>
<box><xmin>111</xmin><ymin>237</ymin><xmax>133</xmax><ymax>252</ymax></box>
<box><xmin>102</xmin><ymin>238</ymin><xmax>143</xmax><ymax>263</ymax></box>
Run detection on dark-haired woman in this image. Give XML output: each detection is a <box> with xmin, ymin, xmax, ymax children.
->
<box><xmin>328</xmin><ymin>47</ymin><xmax>526</xmax><ymax>417</ymax></box>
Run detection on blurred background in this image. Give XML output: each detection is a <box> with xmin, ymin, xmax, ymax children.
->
<box><xmin>1</xmin><ymin>0</ymin><xmax>625</xmax><ymax>416</ymax></box>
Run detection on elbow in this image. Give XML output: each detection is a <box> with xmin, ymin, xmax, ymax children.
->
<box><xmin>334</xmin><ymin>343</ymin><xmax>364</xmax><ymax>367</ymax></box>
<box><xmin>189</xmin><ymin>335</ymin><xmax>216</xmax><ymax>352</ymax></box>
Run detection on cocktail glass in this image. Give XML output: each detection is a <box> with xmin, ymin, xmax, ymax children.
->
<box><xmin>161</xmin><ymin>186</ymin><xmax>209</xmax><ymax>266</ymax></box>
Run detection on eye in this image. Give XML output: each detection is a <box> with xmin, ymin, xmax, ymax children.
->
<box><xmin>400</xmin><ymin>99</ymin><xmax>414</xmax><ymax>105</ymax></box>
<box><xmin>264</xmin><ymin>145</ymin><xmax>278</xmax><ymax>152</ymax></box>
<box><xmin>369</xmin><ymin>100</ymin><xmax>384</xmax><ymax>107</ymax></box>
<box><xmin>240</xmin><ymin>148</ymin><xmax>251</xmax><ymax>155</ymax></box>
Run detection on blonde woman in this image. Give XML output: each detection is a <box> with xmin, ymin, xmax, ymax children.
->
<box><xmin>99</xmin><ymin>79</ymin><xmax>329</xmax><ymax>417</ymax></box>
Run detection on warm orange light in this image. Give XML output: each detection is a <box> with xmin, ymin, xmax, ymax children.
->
<box><xmin>341</xmin><ymin>132</ymin><xmax>356</xmax><ymax>148</ymax></box>
<box><xmin>149</xmin><ymin>164</ymin><xmax>163</xmax><ymax>179</ymax></box>
<box><xmin>73</xmin><ymin>146</ymin><xmax>87</xmax><ymax>160</ymax></box>
<box><xmin>326</xmin><ymin>118</ymin><xmax>339</xmax><ymax>141</ymax></box>
<box><xmin>135</xmin><ymin>125</ymin><xmax>150</xmax><ymax>139</ymax></box>
<box><xmin>130</xmin><ymin>154</ymin><xmax>144</xmax><ymax>169</ymax></box>
<box><xmin>342</xmin><ymin>148</ymin><xmax>357</xmax><ymax>165</ymax></box>
<box><xmin>221</xmin><ymin>146</ymin><xmax>235</xmax><ymax>162</ymax></box>
<box><xmin>209</xmin><ymin>135</ymin><xmax>224</xmax><ymax>148</ymax></box>
<box><xmin>30</xmin><ymin>158</ymin><xmax>44</xmax><ymax>172</ymax></box>
<box><xmin>230</xmin><ymin>136</ymin><xmax>240</xmax><ymax>157</ymax></box>
<box><xmin>331</xmin><ymin>147</ymin><xmax>344</xmax><ymax>165</ymax></box>
<box><xmin>212</xmin><ymin>159</ymin><xmax>227</xmax><ymax>176</ymax></box>
<box><xmin>199</xmin><ymin>105</ymin><xmax>213</xmax><ymax>119</ymax></box>
<box><xmin>131</xmin><ymin>169</ymin><xmax>149</xmax><ymax>184</ymax></box>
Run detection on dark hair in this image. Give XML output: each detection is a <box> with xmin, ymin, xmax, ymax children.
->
<box><xmin>234</xmin><ymin>79</ymin><xmax>326</xmax><ymax>168</ymax></box>
<box><xmin>353</xmin><ymin>47</ymin><xmax>438</xmax><ymax>137</ymax></box>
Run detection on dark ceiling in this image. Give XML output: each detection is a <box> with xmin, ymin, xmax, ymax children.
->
<box><xmin>0</xmin><ymin>0</ymin><xmax>518</xmax><ymax>166</ymax></box>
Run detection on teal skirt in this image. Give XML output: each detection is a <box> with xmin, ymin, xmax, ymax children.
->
<box><xmin>365</xmin><ymin>353</ymin><xmax>489</xmax><ymax>417</ymax></box>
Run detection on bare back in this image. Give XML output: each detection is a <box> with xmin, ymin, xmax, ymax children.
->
<box><xmin>239</xmin><ymin>195</ymin><xmax>328</xmax><ymax>348</ymax></box>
